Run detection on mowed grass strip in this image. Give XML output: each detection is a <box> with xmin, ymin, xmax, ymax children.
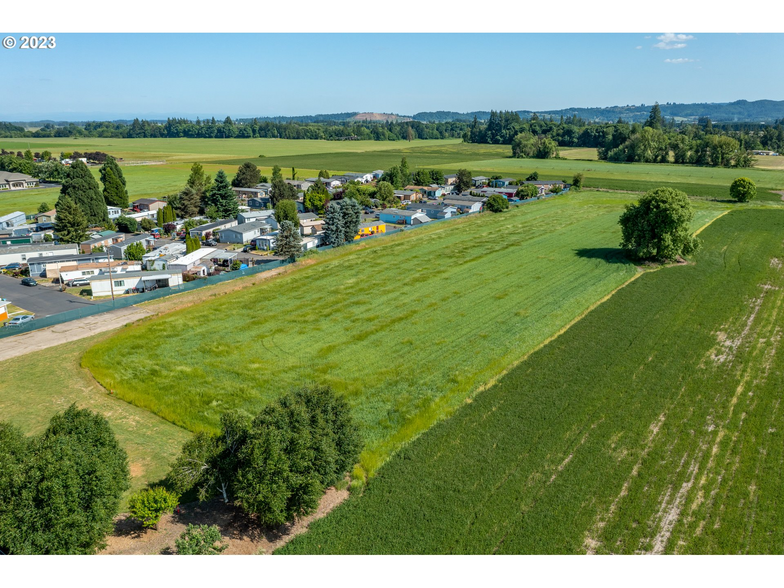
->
<box><xmin>83</xmin><ymin>193</ymin><xmax>645</xmax><ymax>474</ymax></box>
<box><xmin>0</xmin><ymin>333</ymin><xmax>191</xmax><ymax>503</ymax></box>
<box><xmin>279</xmin><ymin>208</ymin><xmax>784</xmax><ymax>554</ymax></box>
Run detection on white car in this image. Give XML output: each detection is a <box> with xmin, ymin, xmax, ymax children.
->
<box><xmin>5</xmin><ymin>315</ymin><xmax>34</xmax><ymax>327</ymax></box>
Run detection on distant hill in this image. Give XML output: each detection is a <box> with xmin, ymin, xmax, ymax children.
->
<box><xmin>412</xmin><ymin>100</ymin><xmax>784</xmax><ymax>123</ymax></box>
<box><xmin>349</xmin><ymin>112</ymin><xmax>412</xmax><ymax>122</ymax></box>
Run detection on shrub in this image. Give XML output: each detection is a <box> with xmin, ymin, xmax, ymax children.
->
<box><xmin>572</xmin><ymin>173</ymin><xmax>584</xmax><ymax>190</ymax></box>
<box><xmin>486</xmin><ymin>194</ymin><xmax>509</xmax><ymax>213</ymax></box>
<box><xmin>127</xmin><ymin>486</ymin><xmax>179</xmax><ymax>529</ymax></box>
<box><xmin>729</xmin><ymin>177</ymin><xmax>756</xmax><ymax>202</ymax></box>
<box><xmin>515</xmin><ymin>184</ymin><xmax>539</xmax><ymax>200</ymax></box>
<box><xmin>175</xmin><ymin>524</ymin><xmax>227</xmax><ymax>555</ymax></box>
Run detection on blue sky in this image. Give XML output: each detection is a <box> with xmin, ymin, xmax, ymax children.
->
<box><xmin>1</xmin><ymin>33</ymin><xmax>782</xmax><ymax>120</ymax></box>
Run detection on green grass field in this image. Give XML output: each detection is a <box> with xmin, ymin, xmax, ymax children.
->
<box><xmin>84</xmin><ymin>191</ymin><xmax>725</xmax><ymax>476</ymax></box>
<box><xmin>2</xmin><ymin>138</ymin><xmax>781</xmax><ymax>216</ymax></box>
<box><xmin>280</xmin><ymin>208</ymin><xmax>784</xmax><ymax>554</ymax></box>
<box><xmin>0</xmin><ymin>334</ymin><xmax>191</xmax><ymax>503</ymax></box>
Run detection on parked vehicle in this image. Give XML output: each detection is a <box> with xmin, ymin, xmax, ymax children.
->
<box><xmin>67</xmin><ymin>278</ymin><xmax>90</xmax><ymax>288</ymax></box>
<box><xmin>21</xmin><ymin>277</ymin><xmax>38</xmax><ymax>287</ymax></box>
<box><xmin>5</xmin><ymin>315</ymin><xmax>34</xmax><ymax>327</ymax></box>
<box><xmin>3</xmin><ymin>262</ymin><xmax>22</xmax><ymax>271</ymax></box>
<box><xmin>205</xmin><ymin>239</ymin><xmax>217</xmax><ymax>246</ymax></box>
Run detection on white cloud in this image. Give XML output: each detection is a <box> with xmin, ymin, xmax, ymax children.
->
<box><xmin>664</xmin><ymin>58</ymin><xmax>696</xmax><ymax>64</ymax></box>
<box><xmin>654</xmin><ymin>33</ymin><xmax>694</xmax><ymax>50</ymax></box>
<box><xmin>636</xmin><ymin>45</ymin><xmax>642</xmax><ymax>49</ymax></box>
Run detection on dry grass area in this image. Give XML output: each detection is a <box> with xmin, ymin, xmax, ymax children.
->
<box><xmin>101</xmin><ymin>485</ymin><xmax>349</xmax><ymax>555</ymax></box>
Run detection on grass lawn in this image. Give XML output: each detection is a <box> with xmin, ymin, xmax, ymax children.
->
<box><xmin>84</xmin><ymin>191</ymin><xmax>720</xmax><ymax>477</ymax></box>
<box><xmin>280</xmin><ymin>207</ymin><xmax>784</xmax><ymax>554</ymax></box>
<box><xmin>0</xmin><ymin>333</ymin><xmax>191</xmax><ymax>504</ymax></box>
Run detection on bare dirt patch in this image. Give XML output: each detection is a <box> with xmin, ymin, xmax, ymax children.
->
<box><xmin>101</xmin><ymin>485</ymin><xmax>349</xmax><ymax>555</ymax></box>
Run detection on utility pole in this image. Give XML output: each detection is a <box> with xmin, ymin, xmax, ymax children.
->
<box><xmin>107</xmin><ymin>249</ymin><xmax>116</xmax><ymax>302</ymax></box>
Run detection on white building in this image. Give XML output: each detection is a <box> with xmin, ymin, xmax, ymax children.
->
<box><xmin>59</xmin><ymin>261</ymin><xmax>142</xmax><ymax>282</ymax></box>
<box><xmin>0</xmin><ymin>243</ymin><xmax>80</xmax><ymax>267</ymax></box>
<box><xmin>166</xmin><ymin>247</ymin><xmax>217</xmax><ymax>274</ymax></box>
<box><xmin>88</xmin><ymin>271</ymin><xmax>184</xmax><ymax>298</ymax></box>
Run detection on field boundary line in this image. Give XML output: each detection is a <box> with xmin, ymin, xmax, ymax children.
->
<box><xmin>472</xmin><ymin>210</ymin><xmax>731</xmax><ymax>397</ymax></box>
<box><xmin>693</xmin><ymin>210</ymin><xmax>731</xmax><ymax>237</ymax></box>
<box><xmin>470</xmin><ymin>270</ymin><xmax>645</xmax><ymax>400</ymax></box>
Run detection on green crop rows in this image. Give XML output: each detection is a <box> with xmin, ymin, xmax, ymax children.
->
<box><xmin>280</xmin><ymin>208</ymin><xmax>784</xmax><ymax>554</ymax></box>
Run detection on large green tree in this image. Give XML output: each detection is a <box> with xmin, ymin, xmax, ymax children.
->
<box><xmin>375</xmin><ymin>181</ymin><xmax>397</xmax><ymax>207</ymax></box>
<box><xmin>340</xmin><ymin>198</ymin><xmax>362</xmax><ymax>241</ymax></box>
<box><xmin>270</xmin><ymin>177</ymin><xmax>297</xmax><ymax>207</ymax></box>
<box><xmin>99</xmin><ymin>156</ymin><xmax>129</xmax><ymax>208</ymax></box>
<box><xmin>275</xmin><ymin>220</ymin><xmax>303</xmax><ymax>260</ymax></box>
<box><xmin>185</xmin><ymin>162</ymin><xmax>213</xmax><ymax>213</ymax></box>
<box><xmin>729</xmin><ymin>177</ymin><xmax>757</xmax><ymax>202</ymax></box>
<box><xmin>177</xmin><ymin>186</ymin><xmax>201</xmax><ymax>218</ymax></box>
<box><xmin>232</xmin><ymin>161</ymin><xmax>262</xmax><ymax>188</ymax></box>
<box><xmin>619</xmin><ymin>187</ymin><xmax>700</xmax><ymax>261</ymax></box>
<box><xmin>205</xmin><ymin>170</ymin><xmax>239</xmax><ymax>219</ymax></box>
<box><xmin>0</xmin><ymin>405</ymin><xmax>130</xmax><ymax>554</ymax></box>
<box><xmin>304</xmin><ymin>180</ymin><xmax>329</xmax><ymax>214</ymax></box>
<box><xmin>54</xmin><ymin>195</ymin><xmax>89</xmax><ymax>243</ymax></box>
<box><xmin>455</xmin><ymin>169</ymin><xmax>472</xmax><ymax>192</ymax></box>
<box><xmin>486</xmin><ymin>193</ymin><xmax>510</xmax><ymax>213</ymax></box>
<box><xmin>124</xmin><ymin>241</ymin><xmax>147</xmax><ymax>261</ymax></box>
<box><xmin>59</xmin><ymin>160</ymin><xmax>109</xmax><ymax>225</ymax></box>
<box><xmin>274</xmin><ymin>200</ymin><xmax>299</xmax><ymax>226</ymax></box>
<box><xmin>323</xmin><ymin>201</ymin><xmax>346</xmax><ymax>247</ymax></box>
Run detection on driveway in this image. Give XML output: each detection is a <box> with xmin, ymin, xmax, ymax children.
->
<box><xmin>0</xmin><ymin>274</ymin><xmax>95</xmax><ymax>318</ymax></box>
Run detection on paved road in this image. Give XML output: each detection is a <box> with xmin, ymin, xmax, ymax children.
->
<box><xmin>0</xmin><ymin>274</ymin><xmax>95</xmax><ymax>318</ymax></box>
<box><xmin>0</xmin><ymin>306</ymin><xmax>150</xmax><ymax>362</ymax></box>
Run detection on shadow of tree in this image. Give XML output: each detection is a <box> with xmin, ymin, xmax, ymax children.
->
<box><xmin>574</xmin><ymin>248</ymin><xmax>632</xmax><ymax>265</ymax></box>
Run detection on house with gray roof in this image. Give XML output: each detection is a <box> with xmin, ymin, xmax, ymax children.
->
<box><xmin>0</xmin><ymin>172</ymin><xmax>38</xmax><ymax>191</ymax></box>
<box><xmin>219</xmin><ymin>221</ymin><xmax>272</xmax><ymax>244</ymax></box>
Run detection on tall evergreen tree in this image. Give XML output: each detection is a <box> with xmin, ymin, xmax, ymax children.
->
<box><xmin>645</xmin><ymin>103</ymin><xmax>664</xmax><ymax>131</ymax></box>
<box><xmin>270</xmin><ymin>177</ymin><xmax>297</xmax><ymax>207</ymax></box>
<box><xmin>178</xmin><ymin>186</ymin><xmax>201</xmax><ymax>218</ymax></box>
<box><xmin>323</xmin><ymin>201</ymin><xmax>346</xmax><ymax>247</ymax></box>
<box><xmin>186</xmin><ymin>162</ymin><xmax>212</xmax><ymax>213</ymax></box>
<box><xmin>99</xmin><ymin>156</ymin><xmax>129</xmax><ymax>208</ymax></box>
<box><xmin>232</xmin><ymin>161</ymin><xmax>262</xmax><ymax>188</ymax></box>
<box><xmin>205</xmin><ymin>170</ymin><xmax>239</xmax><ymax>219</ymax></box>
<box><xmin>274</xmin><ymin>220</ymin><xmax>303</xmax><ymax>260</ymax></box>
<box><xmin>340</xmin><ymin>198</ymin><xmax>362</xmax><ymax>242</ymax></box>
<box><xmin>60</xmin><ymin>160</ymin><xmax>109</xmax><ymax>225</ymax></box>
<box><xmin>54</xmin><ymin>195</ymin><xmax>89</xmax><ymax>243</ymax></box>
<box><xmin>101</xmin><ymin>166</ymin><xmax>129</xmax><ymax>208</ymax></box>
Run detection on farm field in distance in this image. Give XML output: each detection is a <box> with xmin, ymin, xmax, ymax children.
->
<box><xmin>2</xmin><ymin>138</ymin><xmax>782</xmax><ymax>216</ymax></box>
<box><xmin>80</xmin><ymin>191</ymin><xmax>729</xmax><ymax>476</ymax></box>
<box><xmin>281</xmin><ymin>208</ymin><xmax>784</xmax><ymax>554</ymax></box>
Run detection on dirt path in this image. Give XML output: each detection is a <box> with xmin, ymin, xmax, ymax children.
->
<box><xmin>101</xmin><ymin>486</ymin><xmax>349</xmax><ymax>555</ymax></box>
<box><xmin>0</xmin><ymin>306</ymin><xmax>151</xmax><ymax>362</ymax></box>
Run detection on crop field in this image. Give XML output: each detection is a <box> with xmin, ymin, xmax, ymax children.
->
<box><xmin>433</xmin><ymin>157</ymin><xmax>784</xmax><ymax>202</ymax></box>
<box><xmin>280</xmin><ymin>208</ymin><xmax>784</xmax><ymax>554</ymax></box>
<box><xmin>0</xmin><ymin>334</ymin><xmax>190</xmax><ymax>501</ymax></box>
<box><xmin>2</xmin><ymin>138</ymin><xmax>781</xmax><ymax>216</ymax></box>
<box><xmin>82</xmin><ymin>191</ymin><xmax>719</xmax><ymax>475</ymax></box>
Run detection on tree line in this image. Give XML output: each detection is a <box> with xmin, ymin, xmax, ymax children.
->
<box><xmin>0</xmin><ymin>118</ymin><xmax>469</xmax><ymax>142</ymax></box>
<box><xmin>463</xmin><ymin>106</ymin><xmax>784</xmax><ymax>167</ymax></box>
